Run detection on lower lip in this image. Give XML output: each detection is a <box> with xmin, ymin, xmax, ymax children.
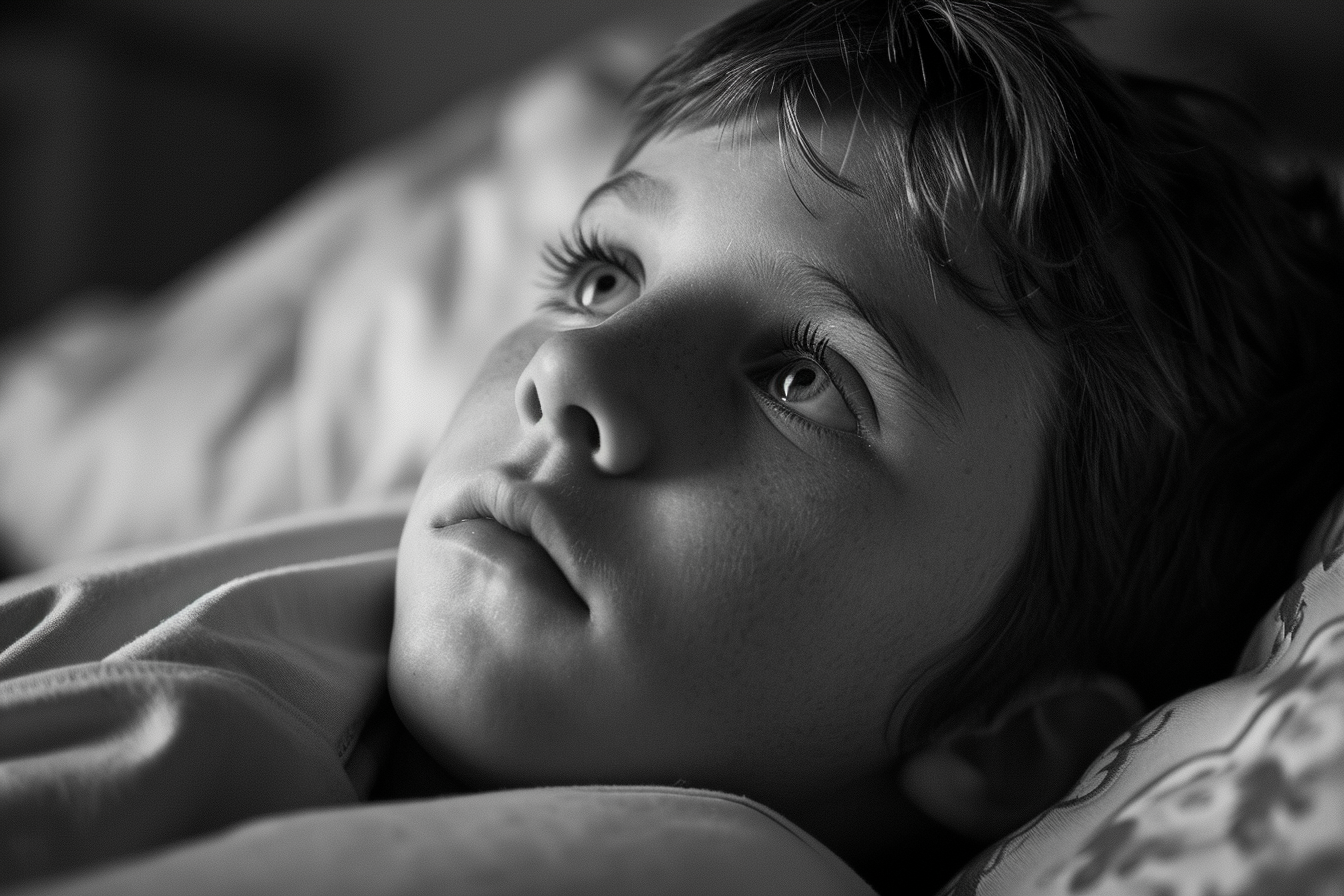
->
<box><xmin>432</xmin><ymin>519</ymin><xmax>587</xmax><ymax>614</ymax></box>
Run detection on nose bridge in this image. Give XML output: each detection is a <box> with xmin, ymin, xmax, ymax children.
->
<box><xmin>515</xmin><ymin>320</ymin><xmax>658</xmax><ymax>476</ymax></box>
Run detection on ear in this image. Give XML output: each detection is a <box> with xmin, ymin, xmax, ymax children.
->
<box><xmin>896</xmin><ymin>674</ymin><xmax>1143</xmax><ymax>842</ymax></box>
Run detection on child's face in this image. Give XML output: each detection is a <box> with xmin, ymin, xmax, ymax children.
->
<box><xmin>391</xmin><ymin>124</ymin><xmax>1055</xmax><ymax>815</ymax></box>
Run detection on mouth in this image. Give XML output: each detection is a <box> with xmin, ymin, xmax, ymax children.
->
<box><xmin>430</xmin><ymin>475</ymin><xmax>588</xmax><ymax>612</ymax></box>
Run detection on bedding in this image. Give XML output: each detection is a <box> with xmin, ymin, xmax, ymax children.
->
<box><xmin>25</xmin><ymin>787</ymin><xmax>876</xmax><ymax>896</ymax></box>
<box><xmin>0</xmin><ymin>501</ymin><xmax>406</xmax><ymax>885</ymax></box>
<box><xmin>0</xmin><ymin>28</ymin><xmax>661</xmax><ymax>572</ymax></box>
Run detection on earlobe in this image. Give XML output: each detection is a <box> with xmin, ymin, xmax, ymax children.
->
<box><xmin>897</xmin><ymin>674</ymin><xmax>1143</xmax><ymax>841</ymax></box>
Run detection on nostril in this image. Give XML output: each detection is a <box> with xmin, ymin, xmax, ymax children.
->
<box><xmin>559</xmin><ymin>405</ymin><xmax>601</xmax><ymax>452</ymax></box>
<box><xmin>517</xmin><ymin>379</ymin><xmax>543</xmax><ymax>426</ymax></box>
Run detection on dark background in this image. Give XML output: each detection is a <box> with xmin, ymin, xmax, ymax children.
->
<box><xmin>1</xmin><ymin>0</ymin><xmax>1340</xmax><ymax>336</ymax></box>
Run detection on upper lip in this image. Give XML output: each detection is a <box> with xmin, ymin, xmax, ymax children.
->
<box><xmin>431</xmin><ymin>473</ymin><xmax>586</xmax><ymax>605</ymax></box>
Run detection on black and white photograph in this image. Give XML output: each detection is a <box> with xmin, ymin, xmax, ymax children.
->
<box><xmin>2</xmin><ymin>1</ymin><xmax>1343</xmax><ymax>893</ymax></box>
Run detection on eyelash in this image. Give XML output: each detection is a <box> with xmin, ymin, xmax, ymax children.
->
<box><xmin>781</xmin><ymin>320</ymin><xmax>832</xmax><ymax>369</ymax></box>
<box><xmin>539</xmin><ymin>226</ymin><xmax>636</xmax><ymax>302</ymax></box>
<box><xmin>772</xmin><ymin>320</ymin><xmax>864</xmax><ymax>431</ymax></box>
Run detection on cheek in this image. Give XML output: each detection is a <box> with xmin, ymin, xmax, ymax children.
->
<box><xmin>602</xmin><ymin>451</ymin><xmax>916</xmax><ymax>736</ymax></box>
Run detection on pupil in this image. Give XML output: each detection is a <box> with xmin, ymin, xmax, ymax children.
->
<box><xmin>582</xmin><ymin>271</ymin><xmax>617</xmax><ymax>307</ymax></box>
<box><xmin>783</xmin><ymin>366</ymin><xmax>816</xmax><ymax>398</ymax></box>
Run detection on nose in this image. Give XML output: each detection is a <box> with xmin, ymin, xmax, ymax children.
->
<box><xmin>514</xmin><ymin>329</ymin><xmax>653</xmax><ymax>475</ymax></box>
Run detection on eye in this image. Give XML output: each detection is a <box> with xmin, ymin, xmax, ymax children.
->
<box><xmin>540</xmin><ymin>228</ymin><xmax>642</xmax><ymax>319</ymax></box>
<box><xmin>765</xmin><ymin>358</ymin><xmax>858</xmax><ymax>432</ymax></box>
<box><xmin>572</xmin><ymin>262</ymin><xmax>639</xmax><ymax>313</ymax></box>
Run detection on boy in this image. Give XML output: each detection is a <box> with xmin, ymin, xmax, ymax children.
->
<box><xmin>3</xmin><ymin>0</ymin><xmax>1342</xmax><ymax>890</ymax></box>
<box><xmin>394</xmin><ymin>0</ymin><xmax>1344</xmax><ymax>860</ymax></box>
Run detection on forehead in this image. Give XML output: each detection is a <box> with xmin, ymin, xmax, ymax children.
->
<box><xmin>615</xmin><ymin>122</ymin><xmax>886</xmax><ymax>231</ymax></box>
<box><xmin>605</xmin><ymin>121</ymin><xmax>1002</xmax><ymax>304</ymax></box>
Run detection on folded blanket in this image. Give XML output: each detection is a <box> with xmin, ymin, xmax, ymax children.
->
<box><xmin>0</xmin><ymin>501</ymin><xmax>406</xmax><ymax>886</ymax></box>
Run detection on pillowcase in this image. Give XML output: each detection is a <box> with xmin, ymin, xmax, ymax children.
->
<box><xmin>944</xmin><ymin>488</ymin><xmax>1344</xmax><ymax>895</ymax></box>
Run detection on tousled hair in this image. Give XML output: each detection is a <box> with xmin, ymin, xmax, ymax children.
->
<box><xmin>618</xmin><ymin>0</ymin><xmax>1344</xmax><ymax>748</ymax></box>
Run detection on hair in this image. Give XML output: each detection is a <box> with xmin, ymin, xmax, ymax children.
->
<box><xmin>616</xmin><ymin>0</ymin><xmax>1344</xmax><ymax>749</ymax></box>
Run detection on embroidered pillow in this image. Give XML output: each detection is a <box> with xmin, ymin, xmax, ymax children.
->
<box><xmin>946</xmin><ymin>488</ymin><xmax>1344</xmax><ymax>895</ymax></box>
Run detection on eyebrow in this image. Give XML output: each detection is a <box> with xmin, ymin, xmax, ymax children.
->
<box><xmin>801</xmin><ymin>264</ymin><xmax>961</xmax><ymax>421</ymax></box>
<box><xmin>579</xmin><ymin>170</ymin><xmax>676</xmax><ymax>219</ymax></box>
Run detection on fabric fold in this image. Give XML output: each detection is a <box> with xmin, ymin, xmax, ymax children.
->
<box><xmin>0</xmin><ymin>506</ymin><xmax>403</xmax><ymax>888</ymax></box>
